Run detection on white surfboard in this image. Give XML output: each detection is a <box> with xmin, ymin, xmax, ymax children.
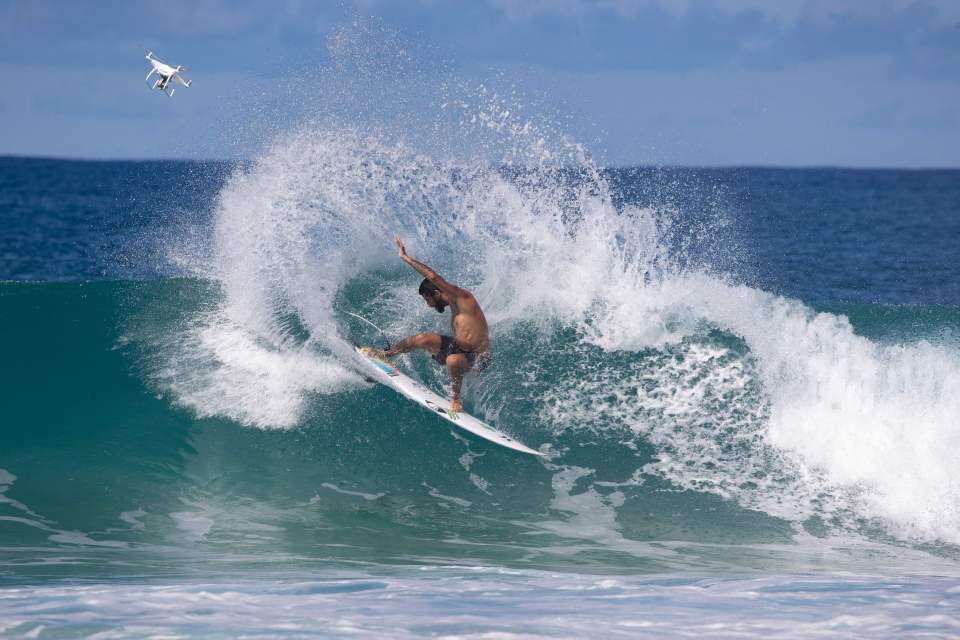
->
<box><xmin>355</xmin><ymin>346</ymin><xmax>544</xmax><ymax>456</ymax></box>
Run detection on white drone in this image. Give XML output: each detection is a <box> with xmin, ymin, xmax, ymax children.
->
<box><xmin>144</xmin><ymin>50</ymin><xmax>192</xmax><ymax>97</ymax></box>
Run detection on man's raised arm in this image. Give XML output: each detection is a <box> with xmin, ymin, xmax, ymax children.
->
<box><xmin>395</xmin><ymin>237</ymin><xmax>461</xmax><ymax>297</ymax></box>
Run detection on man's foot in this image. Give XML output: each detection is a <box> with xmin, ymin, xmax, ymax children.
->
<box><xmin>362</xmin><ymin>347</ymin><xmax>389</xmax><ymax>359</ymax></box>
<box><xmin>450</xmin><ymin>398</ymin><xmax>463</xmax><ymax>412</ymax></box>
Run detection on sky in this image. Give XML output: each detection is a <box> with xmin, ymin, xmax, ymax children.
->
<box><xmin>1</xmin><ymin>0</ymin><xmax>958</xmax><ymax>167</ymax></box>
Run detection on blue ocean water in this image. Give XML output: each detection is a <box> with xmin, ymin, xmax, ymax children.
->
<box><xmin>2</xmin><ymin>142</ymin><xmax>960</xmax><ymax>637</ymax></box>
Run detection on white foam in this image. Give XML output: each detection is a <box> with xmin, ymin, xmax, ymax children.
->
<box><xmin>1</xmin><ymin>472</ymin><xmax>134</xmax><ymax>547</ymax></box>
<box><xmin>170</xmin><ymin>511</ymin><xmax>215</xmax><ymax>541</ymax></box>
<box><xmin>423</xmin><ymin>482</ymin><xmax>472</xmax><ymax>508</ymax></box>
<box><xmin>4</xmin><ymin>572</ymin><xmax>957</xmax><ymax>639</ymax></box>
<box><xmin>316</xmin><ymin>483</ymin><xmax>385</xmax><ymax>502</ymax></box>
<box><xmin>156</xmin><ymin>312</ymin><xmax>360</xmax><ymax>428</ymax></box>
<box><xmin>47</xmin><ymin>531</ymin><xmax>127</xmax><ymax>548</ymax></box>
<box><xmin>120</xmin><ymin>509</ymin><xmax>147</xmax><ymax>530</ymax></box>
<box><xmin>0</xmin><ymin>469</ymin><xmax>52</xmax><ymax>524</ymax></box>
<box><xmin>542</xmin><ymin>271</ymin><xmax>960</xmax><ymax>544</ymax></box>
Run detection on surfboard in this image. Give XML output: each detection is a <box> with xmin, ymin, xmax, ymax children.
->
<box><xmin>355</xmin><ymin>346</ymin><xmax>544</xmax><ymax>456</ymax></box>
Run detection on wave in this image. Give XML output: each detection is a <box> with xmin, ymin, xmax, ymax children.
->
<box><xmin>128</xmin><ymin>103</ymin><xmax>960</xmax><ymax>551</ymax></box>
<box><xmin>3</xmin><ymin>43</ymin><xmax>960</xmax><ymax>572</ymax></box>
<box><xmin>3</xmin><ymin>278</ymin><xmax>959</xmax><ymax>579</ymax></box>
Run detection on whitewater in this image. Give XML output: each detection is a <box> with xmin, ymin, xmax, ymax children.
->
<box><xmin>156</xmin><ymin>119</ymin><xmax>960</xmax><ymax>549</ymax></box>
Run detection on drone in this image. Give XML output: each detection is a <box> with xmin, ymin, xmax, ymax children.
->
<box><xmin>144</xmin><ymin>51</ymin><xmax>192</xmax><ymax>97</ymax></box>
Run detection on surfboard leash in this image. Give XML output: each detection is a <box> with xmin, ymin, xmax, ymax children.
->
<box><xmin>344</xmin><ymin>310</ymin><xmax>392</xmax><ymax>351</ymax></box>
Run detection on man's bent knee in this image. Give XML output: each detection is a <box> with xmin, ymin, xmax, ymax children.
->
<box><xmin>445</xmin><ymin>353</ymin><xmax>471</xmax><ymax>374</ymax></box>
<box><xmin>413</xmin><ymin>332</ymin><xmax>442</xmax><ymax>354</ymax></box>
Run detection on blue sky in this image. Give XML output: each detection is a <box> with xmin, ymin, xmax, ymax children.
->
<box><xmin>1</xmin><ymin>0</ymin><xmax>958</xmax><ymax>166</ymax></box>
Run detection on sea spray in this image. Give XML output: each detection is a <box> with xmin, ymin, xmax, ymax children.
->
<box><xmin>137</xmin><ymin>24</ymin><xmax>960</xmax><ymax>549</ymax></box>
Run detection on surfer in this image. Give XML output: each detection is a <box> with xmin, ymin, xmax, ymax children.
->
<box><xmin>372</xmin><ymin>237</ymin><xmax>490</xmax><ymax>412</ymax></box>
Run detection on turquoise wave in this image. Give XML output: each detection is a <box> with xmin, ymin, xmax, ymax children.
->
<box><xmin>2</xmin><ymin>280</ymin><xmax>960</xmax><ymax>584</ymax></box>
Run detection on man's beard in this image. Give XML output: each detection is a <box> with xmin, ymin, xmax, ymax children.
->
<box><xmin>433</xmin><ymin>300</ymin><xmax>447</xmax><ymax>313</ymax></box>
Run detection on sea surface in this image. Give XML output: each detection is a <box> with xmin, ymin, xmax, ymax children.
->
<box><xmin>2</xmin><ymin>145</ymin><xmax>960</xmax><ymax>638</ymax></box>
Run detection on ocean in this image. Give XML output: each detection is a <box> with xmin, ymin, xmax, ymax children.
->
<box><xmin>2</xmin><ymin>143</ymin><xmax>960</xmax><ymax>638</ymax></box>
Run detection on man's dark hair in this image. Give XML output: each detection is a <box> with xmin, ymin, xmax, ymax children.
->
<box><xmin>418</xmin><ymin>278</ymin><xmax>439</xmax><ymax>296</ymax></box>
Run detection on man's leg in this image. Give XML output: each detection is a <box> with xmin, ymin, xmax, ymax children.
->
<box><xmin>445</xmin><ymin>353</ymin><xmax>472</xmax><ymax>412</ymax></box>
<box><xmin>387</xmin><ymin>332</ymin><xmax>442</xmax><ymax>358</ymax></box>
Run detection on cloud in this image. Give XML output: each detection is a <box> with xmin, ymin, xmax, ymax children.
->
<box><xmin>3</xmin><ymin>1</ymin><xmax>958</xmax><ymax>76</ymax></box>
<box><xmin>360</xmin><ymin>0</ymin><xmax>960</xmax><ymax>78</ymax></box>
<box><xmin>476</xmin><ymin>0</ymin><xmax>960</xmax><ymax>76</ymax></box>
<box><xmin>0</xmin><ymin>0</ymin><xmax>340</xmax><ymax>73</ymax></box>
<box><xmin>488</xmin><ymin>0</ymin><xmax>960</xmax><ymax>27</ymax></box>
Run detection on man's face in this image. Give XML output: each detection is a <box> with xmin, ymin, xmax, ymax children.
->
<box><xmin>421</xmin><ymin>292</ymin><xmax>447</xmax><ymax>313</ymax></box>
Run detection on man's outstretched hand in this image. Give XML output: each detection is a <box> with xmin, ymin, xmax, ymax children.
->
<box><xmin>395</xmin><ymin>236</ymin><xmax>407</xmax><ymax>259</ymax></box>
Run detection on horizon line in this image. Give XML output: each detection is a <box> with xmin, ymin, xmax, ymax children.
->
<box><xmin>1</xmin><ymin>153</ymin><xmax>958</xmax><ymax>172</ymax></box>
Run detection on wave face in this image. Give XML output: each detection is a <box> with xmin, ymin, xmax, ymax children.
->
<box><xmin>3</xmin><ymin>139</ymin><xmax>960</xmax><ymax>581</ymax></box>
<box><xmin>172</xmin><ymin>121</ymin><xmax>960</xmax><ymax>551</ymax></box>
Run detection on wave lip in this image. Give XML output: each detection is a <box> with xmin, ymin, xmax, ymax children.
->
<box><xmin>553</xmin><ymin>272</ymin><xmax>960</xmax><ymax>547</ymax></box>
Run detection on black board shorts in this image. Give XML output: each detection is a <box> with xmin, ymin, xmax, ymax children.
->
<box><xmin>433</xmin><ymin>335</ymin><xmax>491</xmax><ymax>372</ymax></box>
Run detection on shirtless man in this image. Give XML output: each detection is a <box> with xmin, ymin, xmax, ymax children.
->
<box><xmin>372</xmin><ymin>237</ymin><xmax>490</xmax><ymax>412</ymax></box>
